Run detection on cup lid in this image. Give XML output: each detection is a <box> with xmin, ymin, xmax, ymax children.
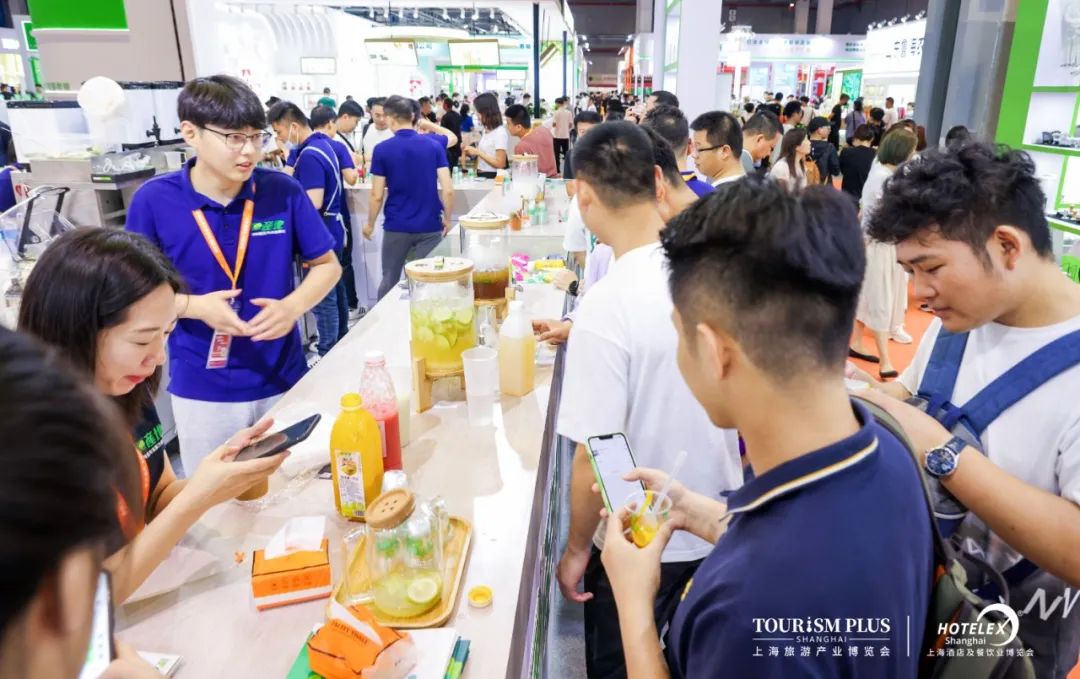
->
<box><xmin>366</xmin><ymin>488</ymin><xmax>415</xmax><ymax>530</ymax></box>
<box><xmin>459</xmin><ymin>211</ymin><xmax>510</xmax><ymax>230</ymax></box>
<box><xmin>404</xmin><ymin>257</ymin><xmax>475</xmax><ymax>283</ymax></box>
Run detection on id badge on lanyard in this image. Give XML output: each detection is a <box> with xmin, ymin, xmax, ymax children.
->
<box><xmin>193</xmin><ymin>196</ymin><xmax>254</xmax><ymax>370</ymax></box>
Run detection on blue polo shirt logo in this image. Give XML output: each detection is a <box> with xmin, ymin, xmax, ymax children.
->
<box><xmin>251</xmin><ymin>219</ymin><xmax>286</xmax><ymax>236</ymax></box>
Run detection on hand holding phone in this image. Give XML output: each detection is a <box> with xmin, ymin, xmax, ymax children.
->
<box><xmin>586</xmin><ymin>433</ymin><xmax>646</xmax><ymax>513</ymax></box>
<box><xmin>78</xmin><ymin>573</ymin><xmax>115</xmax><ymax>679</ymax></box>
<box><xmin>233</xmin><ymin>414</ymin><xmax>321</xmax><ymax>462</ymax></box>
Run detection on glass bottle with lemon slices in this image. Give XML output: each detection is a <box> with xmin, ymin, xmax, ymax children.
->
<box><xmin>364</xmin><ymin>488</ymin><xmax>446</xmax><ymax>618</ymax></box>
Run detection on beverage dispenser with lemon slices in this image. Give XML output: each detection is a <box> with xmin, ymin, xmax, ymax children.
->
<box><xmin>405</xmin><ymin>257</ymin><xmax>477</xmax><ymax>411</ymax></box>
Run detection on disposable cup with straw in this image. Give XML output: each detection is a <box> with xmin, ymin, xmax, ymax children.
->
<box><xmin>626</xmin><ymin>450</ymin><xmax>687</xmax><ymax>548</ymax></box>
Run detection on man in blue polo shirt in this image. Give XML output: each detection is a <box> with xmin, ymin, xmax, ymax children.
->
<box><xmin>311</xmin><ymin>105</ymin><xmax>361</xmax><ymax>319</ymax></box>
<box><xmin>598</xmin><ymin>177</ymin><xmax>932</xmax><ymax>678</ymax></box>
<box><xmin>269</xmin><ymin>101</ymin><xmax>347</xmax><ymax>355</ymax></box>
<box><xmin>127</xmin><ymin>75</ymin><xmax>340</xmax><ymax>474</ymax></box>
<box><xmin>367</xmin><ymin>95</ymin><xmax>454</xmax><ymax>300</ymax></box>
<box><xmin>643</xmin><ymin>104</ymin><xmax>714</xmax><ymax>198</ymax></box>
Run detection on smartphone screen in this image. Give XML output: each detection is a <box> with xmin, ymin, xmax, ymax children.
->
<box><xmin>587</xmin><ymin>434</ymin><xmax>645</xmax><ymax>513</ymax></box>
<box><xmin>233</xmin><ymin>414</ymin><xmax>321</xmax><ymax>462</ymax></box>
<box><xmin>78</xmin><ymin>572</ymin><xmax>114</xmax><ymax>679</ymax></box>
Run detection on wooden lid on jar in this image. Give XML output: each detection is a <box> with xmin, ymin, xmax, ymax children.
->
<box><xmin>366</xmin><ymin>488</ymin><xmax>415</xmax><ymax>530</ymax></box>
<box><xmin>459</xmin><ymin>211</ymin><xmax>510</xmax><ymax>231</ymax></box>
<box><xmin>511</xmin><ymin>153</ymin><xmax>538</xmax><ymax>162</ymax></box>
<box><xmin>405</xmin><ymin>256</ymin><xmax>475</xmax><ymax>283</ymax></box>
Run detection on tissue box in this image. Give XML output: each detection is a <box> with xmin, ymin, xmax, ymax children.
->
<box><xmin>251</xmin><ymin>538</ymin><xmax>332</xmax><ymax>611</ymax></box>
<box><xmin>308</xmin><ymin>605</ymin><xmax>417</xmax><ymax>679</ymax></box>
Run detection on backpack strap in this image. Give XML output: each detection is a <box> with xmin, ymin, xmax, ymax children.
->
<box><xmin>917</xmin><ymin>329</ymin><xmax>969</xmax><ymax>416</ymax></box>
<box><xmin>298</xmin><ymin>144</ymin><xmax>342</xmax><ymax>218</ymax></box>
<box><xmin>961</xmin><ymin>328</ymin><xmax>1080</xmax><ymax>436</ymax></box>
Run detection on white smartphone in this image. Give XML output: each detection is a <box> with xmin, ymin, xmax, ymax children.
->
<box><xmin>586</xmin><ymin>433</ymin><xmax>646</xmax><ymax>513</ymax></box>
<box><xmin>78</xmin><ymin>572</ymin><xmax>114</xmax><ymax>679</ymax></box>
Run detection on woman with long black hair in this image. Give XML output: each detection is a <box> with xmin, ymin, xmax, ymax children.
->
<box><xmin>18</xmin><ymin>228</ymin><xmax>286</xmax><ymax>603</ymax></box>
<box><xmin>462</xmin><ymin>92</ymin><xmax>509</xmax><ymax>178</ymax></box>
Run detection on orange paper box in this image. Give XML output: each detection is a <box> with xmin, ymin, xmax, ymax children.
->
<box><xmin>309</xmin><ymin>605</ymin><xmax>417</xmax><ymax>679</ymax></box>
<box><xmin>251</xmin><ymin>538</ymin><xmax>332</xmax><ymax>611</ymax></box>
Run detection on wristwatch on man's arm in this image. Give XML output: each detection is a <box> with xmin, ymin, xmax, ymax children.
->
<box><xmin>924</xmin><ymin>436</ymin><xmax>967</xmax><ymax>478</ymax></box>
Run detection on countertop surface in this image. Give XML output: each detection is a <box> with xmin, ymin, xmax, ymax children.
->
<box><xmin>116</xmin><ymin>255</ymin><xmax>567</xmax><ymax>678</ymax></box>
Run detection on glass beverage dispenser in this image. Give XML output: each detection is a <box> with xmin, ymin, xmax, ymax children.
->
<box><xmin>405</xmin><ymin>257</ymin><xmax>477</xmax><ymax>411</ymax></box>
<box><xmin>459</xmin><ymin>212</ymin><xmax>511</xmax><ymax>311</ymax></box>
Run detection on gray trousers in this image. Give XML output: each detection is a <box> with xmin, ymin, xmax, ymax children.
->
<box><xmin>377</xmin><ymin>229</ymin><xmax>445</xmax><ymax>300</ymax></box>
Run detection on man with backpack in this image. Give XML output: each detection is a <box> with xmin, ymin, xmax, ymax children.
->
<box><xmin>597</xmin><ymin>175</ymin><xmax>933</xmax><ymax>677</ymax></box>
<box><xmin>859</xmin><ymin>141</ymin><xmax>1080</xmax><ymax>678</ymax></box>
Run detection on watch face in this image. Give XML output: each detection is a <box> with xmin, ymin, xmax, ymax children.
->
<box><xmin>926</xmin><ymin>448</ymin><xmax>957</xmax><ymax>477</ymax></box>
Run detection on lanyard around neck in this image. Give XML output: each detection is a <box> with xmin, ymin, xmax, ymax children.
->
<box><xmin>191</xmin><ymin>194</ymin><xmax>254</xmax><ymax>290</ymax></box>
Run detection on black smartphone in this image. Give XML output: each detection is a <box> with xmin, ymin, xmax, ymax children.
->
<box><xmin>78</xmin><ymin>572</ymin><xmax>115</xmax><ymax>679</ymax></box>
<box><xmin>233</xmin><ymin>414</ymin><xmax>321</xmax><ymax>462</ymax></box>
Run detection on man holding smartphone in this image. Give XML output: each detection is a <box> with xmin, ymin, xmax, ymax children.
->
<box><xmin>555</xmin><ymin>121</ymin><xmax>743</xmax><ymax>679</ymax></box>
<box><xmin>597</xmin><ymin>177</ymin><xmax>932</xmax><ymax>678</ymax></box>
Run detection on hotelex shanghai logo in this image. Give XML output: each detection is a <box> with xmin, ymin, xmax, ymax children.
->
<box><xmin>938</xmin><ymin>603</ymin><xmax>1020</xmax><ymax>648</ymax></box>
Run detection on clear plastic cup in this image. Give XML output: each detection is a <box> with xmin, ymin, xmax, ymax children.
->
<box><xmin>462</xmin><ymin>346</ymin><xmax>498</xmax><ymax>395</ymax></box>
<box><xmin>624</xmin><ymin>491</ymin><xmax>672</xmax><ymax>548</ymax></box>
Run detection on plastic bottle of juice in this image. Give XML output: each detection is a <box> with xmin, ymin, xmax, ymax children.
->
<box><xmin>330</xmin><ymin>393</ymin><xmax>384</xmax><ymax>521</ymax></box>
<box><xmin>498</xmin><ymin>300</ymin><xmax>536</xmax><ymax>396</ymax></box>
<box><xmin>358</xmin><ymin>351</ymin><xmax>403</xmax><ymax>471</ymax></box>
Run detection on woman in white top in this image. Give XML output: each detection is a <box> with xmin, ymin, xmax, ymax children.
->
<box><xmin>769</xmin><ymin>128</ymin><xmax>811</xmax><ymax>191</ymax></box>
<box><xmin>850</xmin><ymin>127</ymin><xmax>918</xmax><ymax>378</ymax></box>
<box><xmin>462</xmin><ymin>92</ymin><xmax>509</xmax><ymax>178</ymax></box>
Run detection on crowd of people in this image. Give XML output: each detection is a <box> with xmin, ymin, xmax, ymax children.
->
<box><xmin>3</xmin><ymin>72</ymin><xmax>1080</xmax><ymax>679</ymax></box>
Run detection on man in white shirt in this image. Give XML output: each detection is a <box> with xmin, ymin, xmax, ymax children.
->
<box><xmin>689</xmin><ymin>111</ymin><xmax>746</xmax><ymax>187</ymax></box>
<box><xmin>858</xmin><ymin>141</ymin><xmax>1080</xmax><ymax>678</ymax></box>
<box><xmin>551</xmin><ymin>97</ymin><xmax>574</xmax><ymax>174</ymax></box>
<box><xmin>361</xmin><ymin>97</ymin><xmax>394</xmax><ymax>171</ymax></box>
<box><xmin>883</xmin><ymin>96</ymin><xmax>899</xmax><ymax>127</ymax></box>
<box><xmin>555</xmin><ymin>121</ymin><xmax>742</xmax><ymax>679</ymax></box>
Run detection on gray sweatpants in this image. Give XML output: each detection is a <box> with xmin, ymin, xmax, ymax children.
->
<box><xmin>377</xmin><ymin>230</ymin><xmax>445</xmax><ymax>300</ymax></box>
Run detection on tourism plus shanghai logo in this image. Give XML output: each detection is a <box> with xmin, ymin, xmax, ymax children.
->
<box><xmin>750</xmin><ymin>616</ymin><xmax>901</xmax><ymax>660</ymax></box>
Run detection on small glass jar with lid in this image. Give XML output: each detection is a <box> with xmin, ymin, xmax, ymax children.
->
<box><xmin>459</xmin><ymin>211</ymin><xmax>511</xmax><ymax>306</ymax></box>
<box><xmin>362</xmin><ymin>488</ymin><xmax>447</xmax><ymax>619</ymax></box>
<box><xmin>405</xmin><ymin>257</ymin><xmax>477</xmax><ymax>378</ymax></box>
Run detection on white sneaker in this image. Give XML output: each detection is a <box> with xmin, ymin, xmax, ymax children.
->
<box><xmin>307</xmin><ymin>353</ymin><xmax>322</xmax><ymax>369</ymax></box>
<box><xmin>890</xmin><ymin>327</ymin><xmax>913</xmax><ymax>344</ymax></box>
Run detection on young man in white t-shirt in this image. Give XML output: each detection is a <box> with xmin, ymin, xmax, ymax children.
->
<box><xmin>858</xmin><ymin>142</ymin><xmax>1080</xmax><ymax>678</ymax></box>
<box><xmin>361</xmin><ymin>98</ymin><xmax>393</xmax><ymax>171</ymax></box>
<box><xmin>555</xmin><ymin>121</ymin><xmax>743</xmax><ymax>679</ymax></box>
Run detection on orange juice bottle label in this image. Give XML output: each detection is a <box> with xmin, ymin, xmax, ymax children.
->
<box><xmin>334</xmin><ymin>451</ymin><xmax>366</xmax><ymax>519</ymax></box>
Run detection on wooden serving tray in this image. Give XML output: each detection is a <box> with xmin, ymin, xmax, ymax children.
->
<box><xmin>328</xmin><ymin>516</ymin><xmax>472</xmax><ymax>629</ymax></box>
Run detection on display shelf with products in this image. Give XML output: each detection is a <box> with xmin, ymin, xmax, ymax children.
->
<box><xmin>996</xmin><ymin>0</ymin><xmax>1080</xmax><ymax>256</ymax></box>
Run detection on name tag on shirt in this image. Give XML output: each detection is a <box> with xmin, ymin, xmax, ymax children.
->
<box><xmin>206</xmin><ymin>331</ymin><xmax>232</xmax><ymax>369</ymax></box>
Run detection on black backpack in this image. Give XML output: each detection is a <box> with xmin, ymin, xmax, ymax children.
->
<box><xmin>853</xmin><ymin>396</ymin><xmax>1035</xmax><ymax>679</ymax></box>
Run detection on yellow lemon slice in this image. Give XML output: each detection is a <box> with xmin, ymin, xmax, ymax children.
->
<box><xmin>406</xmin><ymin>576</ymin><xmax>441</xmax><ymax>606</ymax></box>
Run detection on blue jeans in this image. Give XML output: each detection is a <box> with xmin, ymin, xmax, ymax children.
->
<box><xmin>313</xmin><ymin>239</ymin><xmax>346</xmax><ymax>356</ymax></box>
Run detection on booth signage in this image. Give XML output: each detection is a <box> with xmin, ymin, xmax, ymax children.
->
<box><xmin>863</xmin><ymin>19</ymin><xmax>927</xmax><ymax>75</ymax></box>
<box><xmin>719</xmin><ymin>34</ymin><xmax>865</xmax><ymax>63</ymax></box>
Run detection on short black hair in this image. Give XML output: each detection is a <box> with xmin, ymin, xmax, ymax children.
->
<box><xmin>690</xmin><ymin>110</ymin><xmax>743</xmax><ymax>156</ymax></box>
<box><xmin>504</xmin><ymin>104</ymin><xmax>531</xmax><ymax>129</ymax></box>
<box><xmin>309</xmin><ymin>105</ymin><xmax>336</xmax><ymax>130</ymax></box>
<box><xmin>869</xmin><ymin>107</ymin><xmax>885</xmax><ymax>122</ymax></box>
<box><xmin>370</xmin><ymin>96</ymin><xmax>387</xmax><ymax>108</ymax></box>
<box><xmin>743</xmin><ymin>102</ymin><xmax>755</xmax><ymax>114</ymax></box>
<box><xmin>381</xmin><ymin>95</ymin><xmax>414</xmax><ymax>124</ymax></box>
<box><xmin>840</xmin><ymin>93</ymin><xmax>850</xmax><ymax>100</ymax></box>
<box><xmin>338</xmin><ymin>100</ymin><xmax>364</xmax><ymax>118</ymax></box>
<box><xmin>774</xmin><ymin>92</ymin><xmax>784</xmax><ymax>101</ymax></box>
<box><xmin>800</xmin><ymin>96</ymin><xmax>810</xmax><ymax>104</ymax></box>
<box><xmin>267</xmin><ymin>100</ymin><xmax>308</xmax><ymax>128</ymax></box>
<box><xmin>366</xmin><ymin>96</ymin><xmax>378</xmax><ymax>108</ymax></box>
<box><xmin>178</xmin><ymin>75</ymin><xmax>267</xmax><ymax>130</ymax></box>
<box><xmin>572</xmin><ymin>121</ymin><xmax>657</xmax><ymax>208</ymax></box>
<box><xmin>852</xmin><ymin>98</ymin><xmax>864</xmax><ymax>112</ymax></box>
<box><xmin>640</xmin><ymin>125</ymin><xmax>682</xmax><ymax>186</ymax></box>
<box><xmin>743</xmin><ymin>110</ymin><xmax>781</xmax><ymax>141</ymax></box>
<box><xmin>419</xmin><ymin>96</ymin><xmax>432</xmax><ymax>106</ymax></box>
<box><xmin>853</xmin><ymin>124</ymin><xmax>875</xmax><ymax>142</ymax></box>
<box><xmin>945</xmin><ymin>125</ymin><xmax>972</xmax><ymax>148</ymax></box>
<box><xmin>642</xmin><ymin>104</ymin><xmax>690</xmax><ymax>155</ymax></box>
<box><xmin>867</xmin><ymin>142</ymin><xmax>1052</xmax><ymax>260</ymax></box>
<box><xmin>662</xmin><ymin>176</ymin><xmax>865</xmax><ymax>378</ymax></box>
<box><xmin>886</xmin><ymin>97</ymin><xmax>895</xmax><ymax>104</ymax></box>
<box><xmin>575</xmin><ymin>110</ymin><xmax>602</xmax><ymax>127</ymax></box>
<box><xmin>783</xmin><ymin>100</ymin><xmax>803</xmax><ymax>120</ymax></box>
<box><xmin>649</xmin><ymin>90</ymin><xmax>679</xmax><ymax>108</ymax></box>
